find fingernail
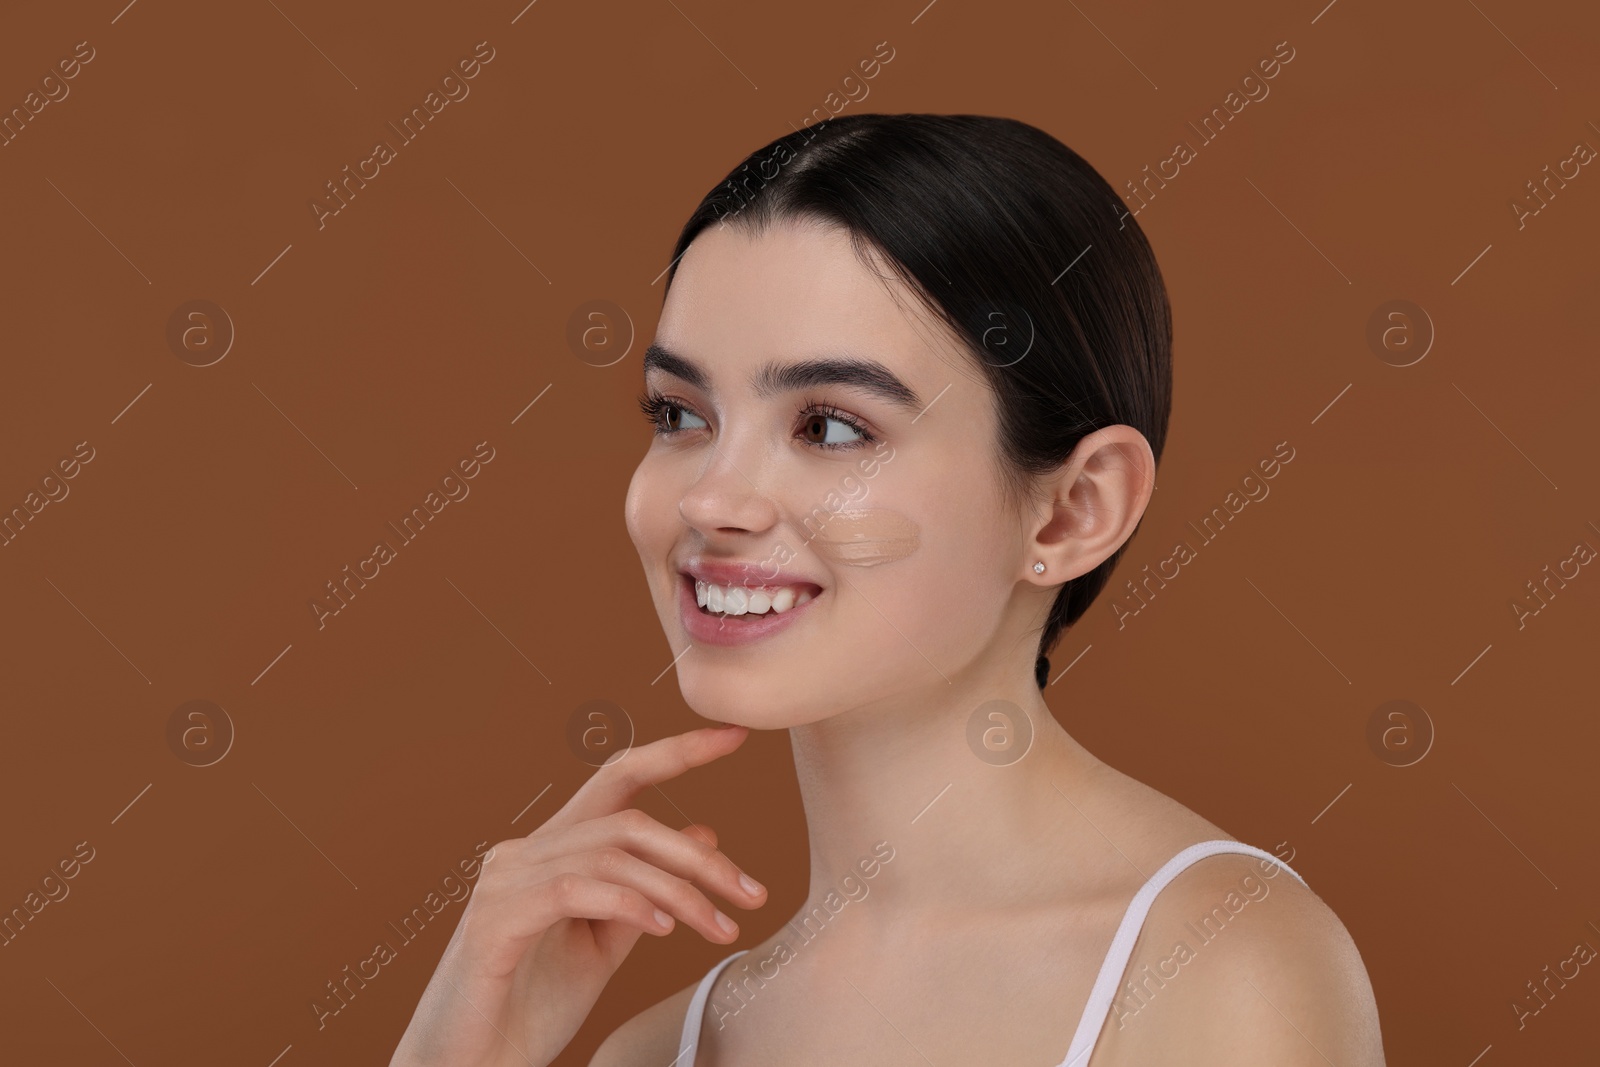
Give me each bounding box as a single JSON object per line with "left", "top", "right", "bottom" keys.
{"left": 738, "top": 872, "right": 764, "bottom": 896}
{"left": 654, "top": 908, "right": 673, "bottom": 929}
{"left": 714, "top": 910, "right": 738, "bottom": 936}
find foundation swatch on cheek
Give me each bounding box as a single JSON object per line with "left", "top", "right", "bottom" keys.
{"left": 806, "top": 509, "right": 920, "bottom": 566}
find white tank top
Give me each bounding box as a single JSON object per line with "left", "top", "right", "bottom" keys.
{"left": 674, "top": 839, "right": 1305, "bottom": 1066}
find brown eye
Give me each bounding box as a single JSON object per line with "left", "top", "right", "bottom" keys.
{"left": 797, "top": 407, "right": 868, "bottom": 448}
{"left": 640, "top": 395, "right": 707, "bottom": 434}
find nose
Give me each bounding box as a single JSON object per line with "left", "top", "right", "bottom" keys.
{"left": 677, "top": 439, "right": 782, "bottom": 538}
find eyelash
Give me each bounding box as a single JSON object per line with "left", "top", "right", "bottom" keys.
{"left": 635, "top": 390, "right": 878, "bottom": 451}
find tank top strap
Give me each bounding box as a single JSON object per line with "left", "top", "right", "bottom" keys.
{"left": 677, "top": 949, "right": 749, "bottom": 1066}
{"left": 1055, "top": 839, "right": 1306, "bottom": 1067}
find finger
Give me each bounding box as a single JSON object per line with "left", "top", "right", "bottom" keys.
{"left": 680, "top": 823, "right": 717, "bottom": 849}
{"left": 538, "top": 725, "right": 749, "bottom": 833}
{"left": 525, "top": 809, "right": 765, "bottom": 912}
{"left": 570, "top": 845, "right": 742, "bottom": 944}
{"left": 470, "top": 873, "right": 676, "bottom": 979}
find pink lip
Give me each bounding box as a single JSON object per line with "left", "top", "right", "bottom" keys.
{"left": 676, "top": 572, "right": 822, "bottom": 648}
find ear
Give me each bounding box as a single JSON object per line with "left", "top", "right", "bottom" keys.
{"left": 1025, "top": 426, "right": 1155, "bottom": 585}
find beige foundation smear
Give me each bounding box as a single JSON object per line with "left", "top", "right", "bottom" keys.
{"left": 804, "top": 508, "right": 920, "bottom": 566}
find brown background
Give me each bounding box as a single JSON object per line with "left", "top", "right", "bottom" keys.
{"left": 2, "top": 0, "right": 1597, "bottom": 1063}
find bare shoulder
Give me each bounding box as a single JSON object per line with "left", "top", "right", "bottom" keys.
{"left": 587, "top": 978, "right": 699, "bottom": 1067}
{"left": 1093, "top": 850, "right": 1385, "bottom": 1066}
{"left": 1064, "top": 761, "right": 1384, "bottom": 1064}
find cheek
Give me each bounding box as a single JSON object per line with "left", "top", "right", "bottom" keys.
{"left": 623, "top": 463, "right": 646, "bottom": 548}
{"left": 804, "top": 508, "right": 918, "bottom": 567}
{"left": 888, "top": 494, "right": 1016, "bottom": 637}
{"left": 624, "top": 455, "right": 671, "bottom": 563}
{"left": 908, "top": 525, "right": 1007, "bottom": 622}
{"left": 829, "top": 503, "right": 1006, "bottom": 641}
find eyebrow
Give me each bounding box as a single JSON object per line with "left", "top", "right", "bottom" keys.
{"left": 641, "top": 342, "right": 924, "bottom": 413}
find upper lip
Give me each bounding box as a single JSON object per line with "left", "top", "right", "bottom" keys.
{"left": 677, "top": 556, "right": 825, "bottom": 593}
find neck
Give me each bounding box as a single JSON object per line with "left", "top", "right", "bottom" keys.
{"left": 784, "top": 666, "right": 1104, "bottom": 940}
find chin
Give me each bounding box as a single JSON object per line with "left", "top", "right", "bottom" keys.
{"left": 673, "top": 664, "right": 838, "bottom": 730}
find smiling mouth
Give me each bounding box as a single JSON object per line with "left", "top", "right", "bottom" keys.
{"left": 687, "top": 575, "right": 823, "bottom": 619}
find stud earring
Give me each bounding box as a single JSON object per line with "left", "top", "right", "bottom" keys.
{"left": 1032, "top": 561, "right": 1046, "bottom": 574}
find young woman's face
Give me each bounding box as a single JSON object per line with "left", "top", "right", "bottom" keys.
{"left": 625, "top": 217, "right": 1033, "bottom": 728}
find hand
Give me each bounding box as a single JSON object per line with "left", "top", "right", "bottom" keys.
{"left": 388, "top": 724, "right": 766, "bottom": 1067}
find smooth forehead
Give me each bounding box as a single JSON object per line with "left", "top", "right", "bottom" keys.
{"left": 655, "top": 217, "right": 972, "bottom": 391}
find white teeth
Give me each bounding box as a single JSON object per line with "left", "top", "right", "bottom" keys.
{"left": 694, "top": 579, "right": 814, "bottom": 617}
